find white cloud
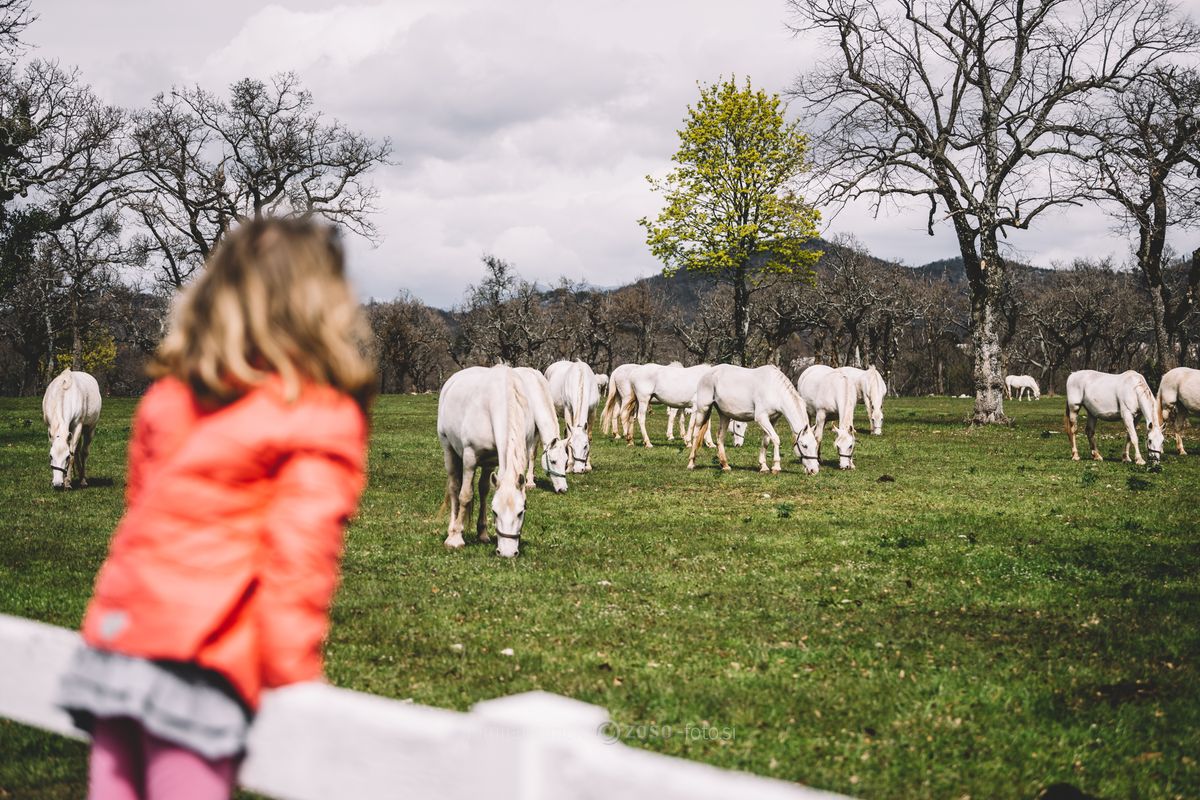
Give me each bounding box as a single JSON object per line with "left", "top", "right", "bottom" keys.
{"left": 26, "top": 0, "right": 1200, "bottom": 307}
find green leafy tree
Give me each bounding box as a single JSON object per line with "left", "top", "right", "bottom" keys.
{"left": 640, "top": 77, "right": 821, "bottom": 365}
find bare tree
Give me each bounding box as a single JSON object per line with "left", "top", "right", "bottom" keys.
{"left": 454, "top": 255, "right": 554, "bottom": 367}
{"left": 1083, "top": 67, "right": 1200, "bottom": 370}
{"left": 0, "top": 0, "right": 32, "bottom": 63}
{"left": 132, "top": 73, "right": 392, "bottom": 287}
{"left": 1, "top": 61, "right": 136, "bottom": 295}
{"left": 789, "top": 0, "right": 1199, "bottom": 422}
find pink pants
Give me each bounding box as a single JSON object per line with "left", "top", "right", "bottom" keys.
{"left": 88, "top": 716, "right": 239, "bottom": 800}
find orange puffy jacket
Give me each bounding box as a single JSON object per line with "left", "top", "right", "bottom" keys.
{"left": 81, "top": 376, "right": 368, "bottom": 709}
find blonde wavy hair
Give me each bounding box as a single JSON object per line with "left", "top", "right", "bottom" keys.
{"left": 150, "top": 217, "right": 377, "bottom": 409}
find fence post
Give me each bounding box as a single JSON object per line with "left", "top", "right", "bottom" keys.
{"left": 471, "top": 691, "right": 610, "bottom": 800}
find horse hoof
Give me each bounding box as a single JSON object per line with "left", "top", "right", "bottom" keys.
{"left": 771, "top": 467, "right": 781, "bottom": 474}
{"left": 1092, "top": 455, "right": 1103, "bottom": 461}
{"left": 722, "top": 465, "right": 732, "bottom": 472}
{"left": 644, "top": 443, "right": 654, "bottom": 449}
{"left": 1135, "top": 459, "right": 1145, "bottom": 466}
{"left": 80, "top": 479, "right": 88, "bottom": 488}
{"left": 444, "top": 536, "right": 466, "bottom": 550}
{"left": 477, "top": 532, "right": 491, "bottom": 544}
{"left": 1072, "top": 454, "right": 1080, "bottom": 461}
{"left": 759, "top": 466, "right": 770, "bottom": 473}
{"left": 687, "top": 463, "right": 695, "bottom": 470}
{"left": 524, "top": 481, "right": 536, "bottom": 489}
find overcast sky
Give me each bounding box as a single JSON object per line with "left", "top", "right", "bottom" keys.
{"left": 26, "top": 0, "right": 1200, "bottom": 308}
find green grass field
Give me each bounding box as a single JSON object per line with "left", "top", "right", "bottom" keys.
{"left": 2, "top": 394, "right": 1198, "bottom": 799}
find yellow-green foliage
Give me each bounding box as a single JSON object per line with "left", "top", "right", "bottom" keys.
{"left": 53, "top": 331, "right": 117, "bottom": 377}
{"left": 640, "top": 76, "right": 822, "bottom": 279}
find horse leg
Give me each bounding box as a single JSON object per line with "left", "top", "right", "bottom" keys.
{"left": 1085, "top": 415, "right": 1102, "bottom": 461}
{"left": 686, "top": 406, "right": 711, "bottom": 470}
{"left": 476, "top": 463, "right": 493, "bottom": 542}
{"left": 1066, "top": 403, "right": 1081, "bottom": 461}
{"left": 620, "top": 395, "right": 637, "bottom": 446}
{"left": 525, "top": 441, "right": 537, "bottom": 489}
{"left": 637, "top": 395, "right": 654, "bottom": 448}
{"left": 757, "top": 429, "right": 768, "bottom": 472}
{"left": 444, "top": 450, "right": 466, "bottom": 549}
{"left": 456, "top": 451, "right": 478, "bottom": 543}
{"left": 814, "top": 410, "right": 827, "bottom": 454}
{"left": 1172, "top": 405, "right": 1187, "bottom": 456}
{"left": 77, "top": 426, "right": 94, "bottom": 488}
{"left": 584, "top": 419, "right": 593, "bottom": 471}
{"left": 715, "top": 414, "right": 732, "bottom": 472}
{"left": 756, "top": 414, "right": 782, "bottom": 473}
{"left": 666, "top": 406, "right": 677, "bottom": 441}
{"left": 1122, "top": 411, "right": 1143, "bottom": 465}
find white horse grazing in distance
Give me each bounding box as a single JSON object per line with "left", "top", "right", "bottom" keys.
{"left": 545, "top": 359, "right": 599, "bottom": 472}
{"left": 628, "top": 362, "right": 712, "bottom": 448}
{"left": 1065, "top": 370, "right": 1164, "bottom": 465}
{"left": 797, "top": 365, "right": 858, "bottom": 470}
{"left": 42, "top": 368, "right": 101, "bottom": 490}
{"left": 601, "top": 363, "right": 638, "bottom": 439}
{"left": 833, "top": 365, "right": 886, "bottom": 435}
{"left": 513, "top": 367, "right": 570, "bottom": 493}
{"left": 1158, "top": 366, "right": 1200, "bottom": 456}
{"left": 688, "top": 364, "right": 820, "bottom": 474}
{"left": 1005, "top": 374, "right": 1041, "bottom": 400}
{"left": 437, "top": 366, "right": 533, "bottom": 557}
{"left": 595, "top": 373, "right": 609, "bottom": 394}
{"left": 729, "top": 420, "right": 748, "bottom": 446}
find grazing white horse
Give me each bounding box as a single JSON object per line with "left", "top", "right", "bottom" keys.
{"left": 797, "top": 365, "right": 858, "bottom": 470}
{"left": 513, "top": 367, "right": 570, "bottom": 493}
{"left": 601, "top": 363, "right": 638, "bottom": 439}
{"left": 437, "top": 366, "right": 533, "bottom": 557}
{"left": 833, "top": 366, "right": 886, "bottom": 435}
{"left": 545, "top": 359, "right": 599, "bottom": 472}
{"left": 1065, "top": 369, "right": 1164, "bottom": 465}
{"left": 595, "top": 373, "right": 609, "bottom": 394}
{"left": 42, "top": 369, "right": 101, "bottom": 490}
{"left": 1005, "top": 374, "right": 1041, "bottom": 400}
{"left": 688, "top": 364, "right": 820, "bottom": 474}
{"left": 627, "top": 362, "right": 713, "bottom": 448}
{"left": 1158, "top": 366, "right": 1200, "bottom": 456}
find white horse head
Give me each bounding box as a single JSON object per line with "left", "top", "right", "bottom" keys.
{"left": 833, "top": 424, "right": 856, "bottom": 470}
{"left": 490, "top": 472, "right": 527, "bottom": 558}
{"left": 1147, "top": 421, "right": 1165, "bottom": 464}
{"left": 794, "top": 425, "right": 820, "bottom": 475}
{"left": 48, "top": 430, "right": 73, "bottom": 489}
{"left": 730, "top": 420, "right": 747, "bottom": 447}
{"left": 540, "top": 437, "right": 570, "bottom": 493}
{"left": 566, "top": 425, "right": 590, "bottom": 473}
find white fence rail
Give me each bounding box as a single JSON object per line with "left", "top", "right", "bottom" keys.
{"left": 0, "top": 613, "right": 845, "bottom": 800}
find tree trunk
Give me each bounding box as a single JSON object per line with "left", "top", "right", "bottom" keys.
{"left": 70, "top": 290, "right": 83, "bottom": 371}
{"left": 732, "top": 263, "right": 749, "bottom": 366}
{"left": 966, "top": 235, "right": 1008, "bottom": 424}
{"left": 1146, "top": 284, "right": 1174, "bottom": 372}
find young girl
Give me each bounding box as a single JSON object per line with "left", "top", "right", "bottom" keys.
{"left": 57, "top": 218, "right": 376, "bottom": 800}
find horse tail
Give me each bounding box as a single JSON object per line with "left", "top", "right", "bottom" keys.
{"left": 601, "top": 381, "right": 619, "bottom": 434}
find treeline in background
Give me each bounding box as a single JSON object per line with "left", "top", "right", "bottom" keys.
{"left": 7, "top": 233, "right": 1196, "bottom": 398}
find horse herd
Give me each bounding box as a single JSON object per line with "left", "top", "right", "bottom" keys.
{"left": 436, "top": 360, "right": 883, "bottom": 556}
{"left": 33, "top": 362, "right": 1200, "bottom": 557}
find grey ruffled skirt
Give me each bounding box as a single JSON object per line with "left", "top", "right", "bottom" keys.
{"left": 56, "top": 646, "right": 252, "bottom": 760}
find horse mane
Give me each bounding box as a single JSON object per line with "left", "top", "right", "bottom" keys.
{"left": 46, "top": 370, "right": 72, "bottom": 433}
{"left": 1133, "top": 375, "right": 1160, "bottom": 426}
{"left": 767, "top": 366, "right": 810, "bottom": 425}
{"left": 503, "top": 369, "right": 530, "bottom": 479}
{"left": 572, "top": 362, "right": 588, "bottom": 425}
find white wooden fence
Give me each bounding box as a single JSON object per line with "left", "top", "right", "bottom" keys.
{"left": 0, "top": 613, "right": 846, "bottom": 800}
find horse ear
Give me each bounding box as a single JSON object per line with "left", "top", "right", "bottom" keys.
{"left": 832, "top": 425, "right": 840, "bottom": 434}
{"left": 489, "top": 471, "right": 499, "bottom": 488}
{"left": 849, "top": 425, "right": 856, "bottom": 435}
{"left": 550, "top": 436, "right": 559, "bottom": 448}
